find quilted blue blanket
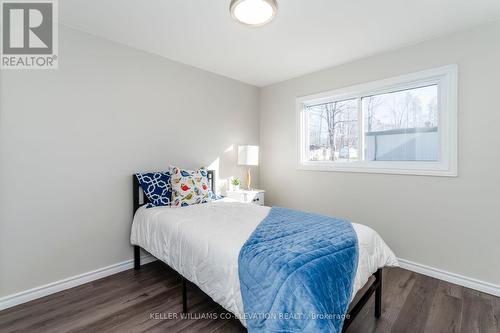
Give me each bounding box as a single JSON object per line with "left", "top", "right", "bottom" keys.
{"left": 238, "top": 207, "right": 358, "bottom": 333}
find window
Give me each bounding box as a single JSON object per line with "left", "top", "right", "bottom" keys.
{"left": 297, "top": 65, "right": 457, "bottom": 176}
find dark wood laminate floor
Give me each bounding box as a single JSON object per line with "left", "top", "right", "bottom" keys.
{"left": 0, "top": 261, "right": 498, "bottom": 333}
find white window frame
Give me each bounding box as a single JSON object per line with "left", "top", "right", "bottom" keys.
{"left": 297, "top": 65, "right": 458, "bottom": 177}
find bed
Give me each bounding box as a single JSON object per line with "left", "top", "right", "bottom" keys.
{"left": 131, "top": 171, "right": 398, "bottom": 332}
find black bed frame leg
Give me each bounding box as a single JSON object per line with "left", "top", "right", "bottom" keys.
{"left": 134, "top": 246, "right": 140, "bottom": 270}
{"left": 182, "top": 277, "right": 188, "bottom": 313}
{"left": 375, "top": 268, "right": 382, "bottom": 318}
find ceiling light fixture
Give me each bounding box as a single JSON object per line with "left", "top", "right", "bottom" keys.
{"left": 230, "top": 0, "right": 278, "bottom": 27}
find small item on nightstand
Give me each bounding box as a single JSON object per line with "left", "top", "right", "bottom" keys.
{"left": 230, "top": 177, "right": 241, "bottom": 191}
{"left": 226, "top": 189, "right": 265, "bottom": 206}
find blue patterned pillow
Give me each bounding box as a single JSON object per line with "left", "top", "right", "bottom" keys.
{"left": 135, "top": 172, "right": 172, "bottom": 207}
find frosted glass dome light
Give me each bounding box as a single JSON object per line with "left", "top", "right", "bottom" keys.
{"left": 230, "top": 0, "right": 278, "bottom": 27}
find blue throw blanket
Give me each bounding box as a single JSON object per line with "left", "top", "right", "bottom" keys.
{"left": 238, "top": 207, "right": 358, "bottom": 333}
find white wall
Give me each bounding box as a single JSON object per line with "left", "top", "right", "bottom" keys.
{"left": 0, "top": 26, "right": 259, "bottom": 297}
{"left": 259, "top": 21, "right": 500, "bottom": 286}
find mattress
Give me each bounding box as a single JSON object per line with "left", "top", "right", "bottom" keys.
{"left": 130, "top": 199, "right": 398, "bottom": 324}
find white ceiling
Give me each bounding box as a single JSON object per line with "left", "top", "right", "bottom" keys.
{"left": 61, "top": 0, "right": 500, "bottom": 87}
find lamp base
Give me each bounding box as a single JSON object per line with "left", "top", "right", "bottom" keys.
{"left": 246, "top": 168, "right": 252, "bottom": 190}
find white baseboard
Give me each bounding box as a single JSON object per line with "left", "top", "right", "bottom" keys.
{"left": 2, "top": 255, "right": 498, "bottom": 311}
{"left": 398, "top": 258, "right": 500, "bottom": 297}
{"left": 0, "top": 255, "right": 157, "bottom": 311}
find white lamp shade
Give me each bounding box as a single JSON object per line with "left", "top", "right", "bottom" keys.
{"left": 238, "top": 145, "right": 259, "bottom": 166}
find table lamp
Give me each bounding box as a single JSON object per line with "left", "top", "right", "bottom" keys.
{"left": 238, "top": 145, "right": 259, "bottom": 190}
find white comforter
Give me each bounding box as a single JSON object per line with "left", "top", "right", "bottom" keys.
{"left": 130, "top": 200, "right": 398, "bottom": 323}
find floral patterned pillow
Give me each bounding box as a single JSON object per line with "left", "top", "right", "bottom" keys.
{"left": 170, "top": 166, "right": 212, "bottom": 207}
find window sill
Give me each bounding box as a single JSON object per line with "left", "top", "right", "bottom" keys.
{"left": 297, "top": 162, "right": 457, "bottom": 177}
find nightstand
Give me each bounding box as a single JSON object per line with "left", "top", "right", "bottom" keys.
{"left": 225, "top": 189, "right": 265, "bottom": 206}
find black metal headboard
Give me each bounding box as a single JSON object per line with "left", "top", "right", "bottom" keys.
{"left": 133, "top": 170, "right": 215, "bottom": 214}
